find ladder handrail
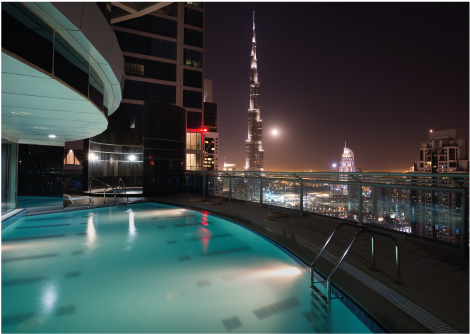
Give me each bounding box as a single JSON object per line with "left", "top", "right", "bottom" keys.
{"left": 325, "top": 229, "right": 402, "bottom": 303}
{"left": 89, "top": 178, "right": 118, "bottom": 206}
{"left": 118, "top": 178, "right": 129, "bottom": 207}
{"left": 310, "top": 222, "right": 367, "bottom": 286}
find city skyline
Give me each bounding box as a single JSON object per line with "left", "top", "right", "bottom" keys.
{"left": 205, "top": 2, "right": 469, "bottom": 171}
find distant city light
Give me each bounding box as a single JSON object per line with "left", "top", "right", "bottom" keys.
{"left": 129, "top": 155, "right": 136, "bottom": 161}
{"left": 272, "top": 129, "right": 278, "bottom": 135}
{"left": 48, "top": 135, "right": 56, "bottom": 138}
{"left": 332, "top": 163, "right": 337, "bottom": 168}
{"left": 430, "top": 129, "right": 433, "bottom": 132}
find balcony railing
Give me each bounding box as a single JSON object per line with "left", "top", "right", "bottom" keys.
{"left": 191, "top": 171, "right": 469, "bottom": 258}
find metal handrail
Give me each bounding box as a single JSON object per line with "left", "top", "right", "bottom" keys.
{"left": 89, "top": 178, "right": 118, "bottom": 206}
{"left": 325, "top": 229, "right": 402, "bottom": 303}
{"left": 309, "top": 222, "right": 402, "bottom": 304}
{"left": 118, "top": 178, "right": 129, "bottom": 207}
{"left": 310, "top": 223, "right": 367, "bottom": 286}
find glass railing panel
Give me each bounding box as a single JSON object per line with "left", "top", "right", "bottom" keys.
{"left": 264, "top": 179, "right": 300, "bottom": 210}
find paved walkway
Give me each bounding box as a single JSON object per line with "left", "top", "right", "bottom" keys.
{"left": 149, "top": 194, "right": 469, "bottom": 333}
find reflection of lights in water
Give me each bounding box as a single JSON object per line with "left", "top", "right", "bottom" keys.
{"left": 126, "top": 210, "right": 137, "bottom": 251}
{"left": 85, "top": 217, "right": 98, "bottom": 254}
{"left": 198, "top": 226, "right": 212, "bottom": 253}
{"left": 41, "top": 281, "right": 58, "bottom": 313}
{"left": 146, "top": 209, "right": 186, "bottom": 216}
{"left": 87, "top": 217, "right": 96, "bottom": 243}
{"left": 271, "top": 267, "right": 301, "bottom": 276}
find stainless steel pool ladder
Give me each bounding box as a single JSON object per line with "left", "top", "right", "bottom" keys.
{"left": 89, "top": 178, "right": 118, "bottom": 206}
{"left": 310, "top": 222, "right": 402, "bottom": 304}
{"left": 118, "top": 178, "right": 129, "bottom": 207}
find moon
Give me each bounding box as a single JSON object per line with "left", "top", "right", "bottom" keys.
{"left": 272, "top": 129, "right": 278, "bottom": 135}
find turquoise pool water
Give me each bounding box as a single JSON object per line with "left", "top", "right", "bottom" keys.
{"left": 2, "top": 202, "right": 375, "bottom": 333}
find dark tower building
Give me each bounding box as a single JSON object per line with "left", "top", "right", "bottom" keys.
{"left": 245, "top": 12, "right": 264, "bottom": 171}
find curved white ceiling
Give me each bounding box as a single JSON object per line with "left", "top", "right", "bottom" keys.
{"left": 1, "top": 53, "right": 108, "bottom": 146}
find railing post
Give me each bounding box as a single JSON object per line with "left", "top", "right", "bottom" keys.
{"left": 371, "top": 233, "right": 376, "bottom": 271}
{"left": 203, "top": 174, "right": 206, "bottom": 198}
{"left": 358, "top": 180, "right": 363, "bottom": 226}
{"left": 461, "top": 188, "right": 468, "bottom": 259}
{"left": 229, "top": 174, "right": 232, "bottom": 202}
{"left": 259, "top": 175, "right": 263, "bottom": 207}
{"left": 300, "top": 180, "right": 303, "bottom": 216}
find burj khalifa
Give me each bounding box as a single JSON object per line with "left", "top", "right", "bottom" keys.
{"left": 245, "top": 11, "right": 264, "bottom": 171}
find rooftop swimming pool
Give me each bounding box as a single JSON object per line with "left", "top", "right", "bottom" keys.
{"left": 2, "top": 202, "right": 381, "bottom": 333}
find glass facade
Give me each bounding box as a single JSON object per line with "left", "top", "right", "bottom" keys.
{"left": 88, "top": 115, "right": 144, "bottom": 188}
{"left": 184, "top": 48, "right": 203, "bottom": 68}
{"left": 187, "top": 111, "right": 203, "bottom": 129}
{"left": 184, "top": 28, "right": 203, "bottom": 48}
{"left": 2, "top": 2, "right": 108, "bottom": 115}
{"left": 115, "top": 30, "right": 177, "bottom": 60}
{"left": 184, "top": 8, "right": 203, "bottom": 28}
{"left": 114, "top": 15, "right": 177, "bottom": 38}
{"left": 204, "top": 102, "right": 217, "bottom": 132}
{"left": 183, "top": 69, "right": 203, "bottom": 88}
{"left": 17, "top": 144, "right": 64, "bottom": 209}
{"left": 2, "top": 2, "right": 53, "bottom": 73}
{"left": 183, "top": 90, "right": 202, "bottom": 108}
{"left": 125, "top": 56, "right": 176, "bottom": 82}
{"left": 123, "top": 80, "right": 176, "bottom": 104}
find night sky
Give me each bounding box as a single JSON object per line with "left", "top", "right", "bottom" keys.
{"left": 204, "top": 3, "right": 469, "bottom": 172}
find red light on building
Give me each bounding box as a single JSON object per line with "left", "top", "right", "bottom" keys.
{"left": 204, "top": 129, "right": 208, "bottom": 132}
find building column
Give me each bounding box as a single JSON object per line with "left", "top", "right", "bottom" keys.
{"left": 259, "top": 175, "right": 263, "bottom": 207}
{"left": 203, "top": 174, "right": 206, "bottom": 198}
{"left": 358, "top": 180, "right": 363, "bottom": 226}
{"left": 462, "top": 188, "right": 468, "bottom": 258}
{"left": 229, "top": 175, "right": 232, "bottom": 202}
{"left": 299, "top": 180, "right": 303, "bottom": 216}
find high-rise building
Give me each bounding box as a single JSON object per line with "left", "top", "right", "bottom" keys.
{"left": 338, "top": 142, "right": 357, "bottom": 198}
{"left": 412, "top": 129, "right": 468, "bottom": 243}
{"left": 245, "top": 12, "right": 264, "bottom": 171}
{"left": 83, "top": 2, "right": 207, "bottom": 191}
{"left": 416, "top": 129, "right": 468, "bottom": 173}
{"left": 339, "top": 142, "right": 357, "bottom": 173}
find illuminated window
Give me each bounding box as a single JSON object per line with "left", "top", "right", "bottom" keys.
{"left": 125, "top": 62, "right": 144, "bottom": 76}
{"left": 187, "top": 2, "right": 203, "bottom": 8}
{"left": 186, "top": 153, "right": 201, "bottom": 170}
{"left": 65, "top": 150, "right": 81, "bottom": 165}
{"left": 186, "top": 132, "right": 201, "bottom": 150}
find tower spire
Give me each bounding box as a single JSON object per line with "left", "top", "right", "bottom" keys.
{"left": 245, "top": 11, "right": 263, "bottom": 172}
